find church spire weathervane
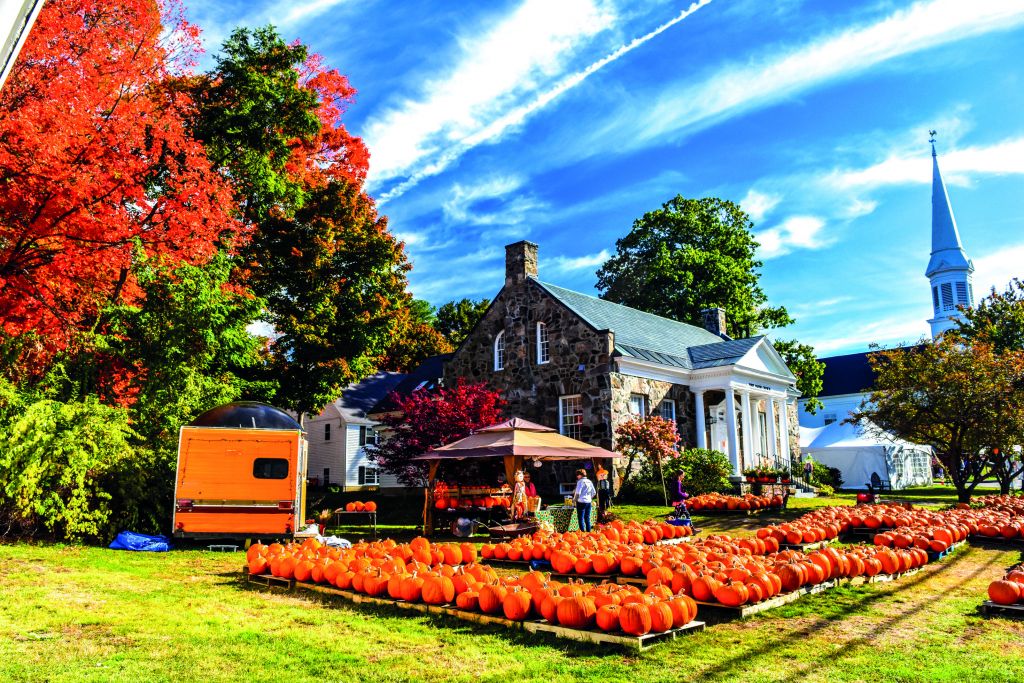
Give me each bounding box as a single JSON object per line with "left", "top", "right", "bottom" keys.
{"left": 929, "top": 129, "right": 937, "bottom": 156}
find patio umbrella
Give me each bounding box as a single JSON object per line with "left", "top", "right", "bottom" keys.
{"left": 414, "top": 417, "right": 620, "bottom": 485}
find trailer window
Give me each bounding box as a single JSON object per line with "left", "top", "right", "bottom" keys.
{"left": 253, "top": 458, "right": 289, "bottom": 479}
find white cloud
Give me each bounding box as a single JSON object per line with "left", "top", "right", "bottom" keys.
{"left": 828, "top": 137, "right": 1024, "bottom": 190}
{"left": 372, "top": 0, "right": 715, "bottom": 203}
{"left": 811, "top": 313, "right": 930, "bottom": 355}
{"left": 549, "top": 249, "right": 612, "bottom": 274}
{"left": 740, "top": 189, "right": 781, "bottom": 223}
{"left": 441, "top": 175, "right": 545, "bottom": 226}
{"left": 363, "top": 0, "right": 616, "bottom": 189}
{"left": 755, "top": 215, "right": 829, "bottom": 259}
{"left": 605, "top": 0, "right": 1024, "bottom": 154}
{"left": 973, "top": 243, "right": 1024, "bottom": 294}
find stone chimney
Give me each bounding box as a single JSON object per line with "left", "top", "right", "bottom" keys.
{"left": 701, "top": 307, "right": 727, "bottom": 338}
{"left": 505, "top": 241, "right": 539, "bottom": 286}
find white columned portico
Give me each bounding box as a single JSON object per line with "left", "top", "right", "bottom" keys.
{"left": 767, "top": 397, "right": 779, "bottom": 464}
{"left": 694, "top": 390, "right": 707, "bottom": 450}
{"left": 724, "top": 387, "right": 740, "bottom": 476}
{"left": 739, "top": 389, "right": 753, "bottom": 473}
{"left": 779, "top": 398, "right": 791, "bottom": 464}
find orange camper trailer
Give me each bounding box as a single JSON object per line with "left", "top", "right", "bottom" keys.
{"left": 173, "top": 402, "right": 308, "bottom": 539}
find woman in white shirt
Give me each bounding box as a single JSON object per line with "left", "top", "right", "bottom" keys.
{"left": 571, "top": 468, "right": 597, "bottom": 532}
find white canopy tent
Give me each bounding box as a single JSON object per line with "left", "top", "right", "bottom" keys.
{"left": 799, "top": 420, "right": 933, "bottom": 491}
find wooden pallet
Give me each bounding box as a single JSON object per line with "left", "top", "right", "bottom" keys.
{"left": 969, "top": 535, "right": 1024, "bottom": 549}
{"left": 288, "top": 579, "right": 703, "bottom": 650}
{"left": 690, "top": 579, "right": 839, "bottom": 619}
{"left": 655, "top": 533, "right": 699, "bottom": 546}
{"left": 844, "top": 567, "right": 922, "bottom": 586}
{"left": 246, "top": 573, "right": 295, "bottom": 589}
{"left": 981, "top": 600, "right": 1024, "bottom": 618}
{"left": 927, "top": 540, "right": 967, "bottom": 562}
{"left": 690, "top": 507, "right": 775, "bottom": 517}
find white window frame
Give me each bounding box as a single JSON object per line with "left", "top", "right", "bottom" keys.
{"left": 536, "top": 322, "right": 549, "bottom": 365}
{"left": 359, "top": 426, "right": 379, "bottom": 447}
{"left": 559, "top": 395, "right": 583, "bottom": 440}
{"left": 364, "top": 467, "right": 379, "bottom": 486}
{"left": 823, "top": 413, "right": 837, "bottom": 426}
{"left": 628, "top": 393, "right": 647, "bottom": 417}
{"left": 659, "top": 398, "right": 676, "bottom": 423}
{"left": 494, "top": 331, "right": 505, "bottom": 371}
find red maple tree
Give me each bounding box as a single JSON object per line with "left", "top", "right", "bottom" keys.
{"left": 369, "top": 380, "right": 506, "bottom": 486}
{"left": 0, "top": 0, "right": 240, "bottom": 361}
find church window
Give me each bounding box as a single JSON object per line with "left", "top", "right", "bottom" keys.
{"left": 494, "top": 331, "right": 505, "bottom": 371}
{"left": 956, "top": 281, "right": 968, "bottom": 305}
{"left": 823, "top": 413, "right": 837, "bottom": 426}
{"left": 536, "top": 322, "right": 549, "bottom": 364}
{"left": 940, "top": 283, "right": 954, "bottom": 311}
{"left": 932, "top": 286, "right": 939, "bottom": 312}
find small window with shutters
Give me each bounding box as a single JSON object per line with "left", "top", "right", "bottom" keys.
{"left": 358, "top": 466, "right": 379, "bottom": 486}
{"left": 955, "top": 281, "right": 968, "bottom": 305}
{"left": 324, "top": 423, "right": 331, "bottom": 441}
{"left": 941, "top": 282, "right": 954, "bottom": 311}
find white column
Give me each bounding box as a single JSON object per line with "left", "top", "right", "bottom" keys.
{"left": 694, "top": 390, "right": 707, "bottom": 450}
{"left": 724, "top": 387, "right": 740, "bottom": 476}
{"left": 779, "top": 398, "right": 791, "bottom": 464}
{"left": 767, "top": 397, "right": 779, "bottom": 466}
{"left": 739, "top": 390, "right": 753, "bottom": 473}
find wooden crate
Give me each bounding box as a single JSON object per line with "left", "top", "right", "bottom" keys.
{"left": 247, "top": 573, "right": 294, "bottom": 589}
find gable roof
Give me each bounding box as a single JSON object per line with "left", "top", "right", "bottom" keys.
{"left": 818, "top": 351, "right": 876, "bottom": 397}
{"left": 688, "top": 337, "right": 764, "bottom": 369}
{"left": 328, "top": 372, "right": 406, "bottom": 425}
{"left": 535, "top": 280, "right": 726, "bottom": 369}
{"left": 367, "top": 353, "right": 451, "bottom": 416}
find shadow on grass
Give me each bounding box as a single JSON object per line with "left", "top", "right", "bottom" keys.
{"left": 693, "top": 547, "right": 1004, "bottom": 679}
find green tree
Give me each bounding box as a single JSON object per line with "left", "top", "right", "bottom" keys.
{"left": 773, "top": 339, "right": 825, "bottom": 414}
{"left": 955, "top": 278, "right": 1024, "bottom": 353}
{"left": 434, "top": 298, "right": 491, "bottom": 346}
{"left": 596, "top": 196, "right": 791, "bottom": 338}
{"left": 193, "top": 26, "right": 410, "bottom": 420}
{"left": 596, "top": 195, "right": 825, "bottom": 411}
{"left": 851, "top": 337, "right": 1024, "bottom": 502}
{"left": 257, "top": 181, "right": 411, "bottom": 420}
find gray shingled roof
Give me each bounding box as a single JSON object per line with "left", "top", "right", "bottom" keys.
{"left": 536, "top": 280, "right": 736, "bottom": 369}
{"left": 334, "top": 372, "right": 405, "bottom": 424}
{"left": 689, "top": 337, "right": 763, "bottom": 369}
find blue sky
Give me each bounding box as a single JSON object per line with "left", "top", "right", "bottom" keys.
{"left": 189, "top": 0, "right": 1024, "bottom": 357}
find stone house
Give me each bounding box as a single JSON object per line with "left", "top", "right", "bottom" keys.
{"left": 444, "top": 241, "right": 801, "bottom": 483}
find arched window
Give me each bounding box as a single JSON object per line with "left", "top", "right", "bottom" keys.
{"left": 494, "top": 331, "right": 505, "bottom": 371}
{"left": 536, "top": 322, "right": 549, "bottom": 364}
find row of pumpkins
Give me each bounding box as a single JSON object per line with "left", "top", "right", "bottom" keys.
{"left": 434, "top": 495, "right": 512, "bottom": 510}
{"left": 686, "top": 493, "right": 784, "bottom": 511}
{"left": 246, "top": 537, "right": 696, "bottom": 635}
{"left": 341, "top": 501, "right": 378, "bottom": 512}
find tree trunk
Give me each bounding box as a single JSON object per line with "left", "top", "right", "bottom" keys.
{"left": 655, "top": 456, "right": 668, "bottom": 506}
{"left": 618, "top": 452, "right": 638, "bottom": 494}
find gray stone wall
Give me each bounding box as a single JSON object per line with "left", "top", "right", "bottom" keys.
{"left": 444, "top": 278, "right": 617, "bottom": 448}
{"left": 608, "top": 373, "right": 696, "bottom": 449}
{"left": 787, "top": 402, "right": 801, "bottom": 460}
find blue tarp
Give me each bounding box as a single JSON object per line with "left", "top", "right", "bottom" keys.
{"left": 109, "top": 531, "right": 171, "bottom": 552}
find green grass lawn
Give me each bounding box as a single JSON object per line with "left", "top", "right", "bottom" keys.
{"left": 3, "top": 504, "right": 1024, "bottom": 683}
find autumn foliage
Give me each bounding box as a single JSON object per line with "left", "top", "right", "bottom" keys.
{"left": 370, "top": 380, "right": 506, "bottom": 487}
{"left": 0, "top": 0, "right": 239, "bottom": 357}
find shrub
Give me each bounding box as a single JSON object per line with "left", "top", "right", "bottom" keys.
{"left": 0, "top": 395, "right": 140, "bottom": 541}
{"left": 678, "top": 448, "right": 733, "bottom": 495}
{"left": 811, "top": 461, "right": 844, "bottom": 489}
{"left": 817, "top": 484, "right": 835, "bottom": 497}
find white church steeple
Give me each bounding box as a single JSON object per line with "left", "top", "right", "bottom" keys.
{"left": 926, "top": 134, "right": 974, "bottom": 337}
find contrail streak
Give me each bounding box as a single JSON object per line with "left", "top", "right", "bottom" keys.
{"left": 377, "top": 0, "right": 713, "bottom": 205}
